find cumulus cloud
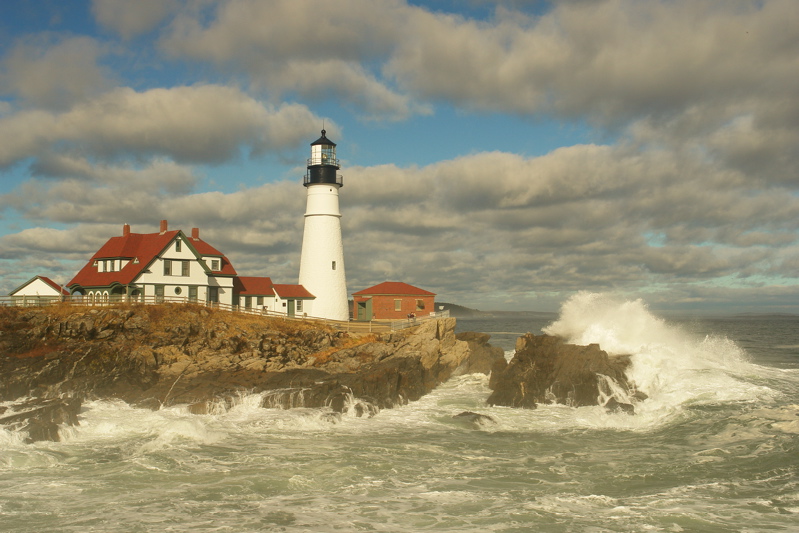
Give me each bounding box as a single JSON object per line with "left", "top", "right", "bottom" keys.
{"left": 388, "top": 1, "right": 799, "bottom": 120}
{"left": 0, "top": 85, "right": 326, "bottom": 168}
{"left": 0, "top": 35, "right": 112, "bottom": 110}
{"left": 92, "top": 0, "right": 179, "bottom": 39}
{"left": 2, "top": 0, "right": 798, "bottom": 311}
{"left": 161, "top": 0, "right": 427, "bottom": 120}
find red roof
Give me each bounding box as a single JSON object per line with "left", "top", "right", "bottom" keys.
{"left": 273, "top": 284, "right": 315, "bottom": 299}
{"left": 352, "top": 281, "right": 436, "bottom": 296}
{"left": 234, "top": 276, "right": 274, "bottom": 295}
{"left": 39, "top": 276, "right": 70, "bottom": 295}
{"left": 9, "top": 275, "right": 69, "bottom": 296}
{"left": 68, "top": 229, "right": 237, "bottom": 289}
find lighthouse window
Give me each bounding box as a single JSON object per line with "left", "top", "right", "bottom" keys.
{"left": 332, "top": 261, "right": 336, "bottom": 270}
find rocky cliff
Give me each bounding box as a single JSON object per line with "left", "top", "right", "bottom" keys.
{"left": 0, "top": 304, "right": 504, "bottom": 441}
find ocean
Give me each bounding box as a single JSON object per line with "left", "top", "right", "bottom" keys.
{"left": 2, "top": 293, "right": 798, "bottom": 532}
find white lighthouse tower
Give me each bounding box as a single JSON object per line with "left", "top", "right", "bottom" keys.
{"left": 298, "top": 130, "right": 349, "bottom": 321}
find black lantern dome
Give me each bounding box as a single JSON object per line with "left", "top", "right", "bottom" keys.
{"left": 304, "top": 129, "right": 342, "bottom": 187}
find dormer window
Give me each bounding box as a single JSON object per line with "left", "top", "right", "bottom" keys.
{"left": 211, "top": 259, "right": 220, "bottom": 271}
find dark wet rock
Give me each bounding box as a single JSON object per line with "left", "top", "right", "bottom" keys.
{"left": 453, "top": 411, "right": 497, "bottom": 426}
{"left": 455, "top": 331, "right": 506, "bottom": 375}
{"left": 604, "top": 398, "right": 636, "bottom": 415}
{"left": 0, "top": 396, "right": 81, "bottom": 443}
{"left": 487, "top": 333, "right": 634, "bottom": 409}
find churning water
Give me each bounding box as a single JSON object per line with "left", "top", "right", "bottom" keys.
{"left": 2, "top": 292, "right": 798, "bottom": 532}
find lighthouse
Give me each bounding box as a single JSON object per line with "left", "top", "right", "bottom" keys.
{"left": 298, "top": 130, "right": 349, "bottom": 321}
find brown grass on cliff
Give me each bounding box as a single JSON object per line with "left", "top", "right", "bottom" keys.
{"left": 310, "top": 334, "right": 380, "bottom": 366}
{"left": 9, "top": 343, "right": 63, "bottom": 359}
{"left": 0, "top": 303, "right": 338, "bottom": 354}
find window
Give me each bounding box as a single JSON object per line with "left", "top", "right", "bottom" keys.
{"left": 181, "top": 260, "right": 190, "bottom": 277}
{"left": 211, "top": 259, "right": 220, "bottom": 271}
{"left": 174, "top": 287, "right": 182, "bottom": 295}
{"left": 155, "top": 285, "right": 164, "bottom": 303}
{"left": 416, "top": 299, "right": 425, "bottom": 310}
{"left": 244, "top": 297, "right": 251, "bottom": 309}
{"left": 175, "top": 240, "right": 182, "bottom": 252}
{"left": 256, "top": 296, "right": 263, "bottom": 306}
{"left": 189, "top": 286, "right": 197, "bottom": 302}
{"left": 296, "top": 300, "right": 303, "bottom": 312}
{"left": 395, "top": 299, "right": 402, "bottom": 311}
{"left": 163, "top": 259, "right": 172, "bottom": 276}
{"left": 332, "top": 261, "right": 336, "bottom": 270}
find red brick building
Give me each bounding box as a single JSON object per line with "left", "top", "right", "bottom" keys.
{"left": 352, "top": 281, "right": 436, "bottom": 321}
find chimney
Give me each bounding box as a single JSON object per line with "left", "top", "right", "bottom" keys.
{"left": 123, "top": 223, "right": 130, "bottom": 237}
{"left": 159, "top": 220, "right": 168, "bottom": 234}
{"left": 191, "top": 227, "right": 200, "bottom": 240}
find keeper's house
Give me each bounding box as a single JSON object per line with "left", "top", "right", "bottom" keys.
{"left": 9, "top": 275, "right": 69, "bottom": 306}
{"left": 352, "top": 281, "right": 436, "bottom": 321}
{"left": 65, "top": 221, "right": 314, "bottom": 317}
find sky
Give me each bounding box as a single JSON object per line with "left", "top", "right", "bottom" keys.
{"left": 1, "top": 0, "right": 798, "bottom": 315}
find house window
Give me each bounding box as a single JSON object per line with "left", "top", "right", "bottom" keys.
{"left": 416, "top": 299, "right": 425, "bottom": 310}
{"left": 163, "top": 259, "right": 172, "bottom": 276}
{"left": 175, "top": 240, "right": 182, "bottom": 252}
{"left": 296, "top": 300, "right": 303, "bottom": 312}
{"left": 211, "top": 259, "right": 220, "bottom": 271}
{"left": 332, "top": 261, "right": 336, "bottom": 270}
{"left": 174, "top": 287, "right": 182, "bottom": 295}
{"left": 256, "top": 296, "right": 263, "bottom": 306}
{"left": 181, "top": 260, "right": 190, "bottom": 276}
{"left": 155, "top": 285, "right": 164, "bottom": 303}
{"left": 189, "top": 286, "right": 197, "bottom": 302}
{"left": 244, "top": 297, "right": 251, "bottom": 309}
{"left": 395, "top": 299, "right": 402, "bottom": 311}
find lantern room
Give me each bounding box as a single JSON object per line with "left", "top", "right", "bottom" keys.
{"left": 304, "top": 129, "right": 343, "bottom": 187}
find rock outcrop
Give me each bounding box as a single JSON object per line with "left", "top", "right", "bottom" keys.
{"left": 0, "top": 304, "right": 501, "bottom": 440}
{"left": 487, "top": 333, "right": 637, "bottom": 410}
{"left": 0, "top": 397, "right": 81, "bottom": 443}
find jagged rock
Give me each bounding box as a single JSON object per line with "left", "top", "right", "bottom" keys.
{"left": 487, "top": 334, "right": 633, "bottom": 409}
{"left": 455, "top": 331, "right": 506, "bottom": 375}
{"left": 0, "top": 397, "right": 81, "bottom": 443}
{"left": 452, "top": 411, "right": 497, "bottom": 427}
{"left": 604, "top": 398, "right": 635, "bottom": 415}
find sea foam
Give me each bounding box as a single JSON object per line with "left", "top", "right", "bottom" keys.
{"left": 543, "top": 292, "right": 774, "bottom": 418}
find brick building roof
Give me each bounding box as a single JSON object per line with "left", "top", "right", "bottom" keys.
{"left": 352, "top": 281, "right": 436, "bottom": 296}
